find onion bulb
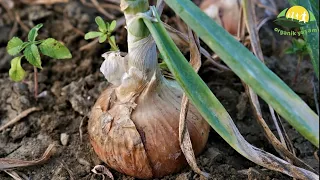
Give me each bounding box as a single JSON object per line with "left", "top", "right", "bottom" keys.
{"left": 200, "top": 0, "right": 240, "bottom": 35}
{"left": 88, "top": 0, "right": 210, "bottom": 178}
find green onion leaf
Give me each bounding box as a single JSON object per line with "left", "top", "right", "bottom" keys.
{"left": 164, "top": 0, "right": 319, "bottom": 147}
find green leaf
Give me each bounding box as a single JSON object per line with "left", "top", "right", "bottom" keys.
{"left": 85, "top": 31, "right": 103, "bottom": 40}
{"left": 24, "top": 44, "right": 42, "bottom": 68}
{"left": 105, "top": 22, "right": 110, "bottom": 31}
{"left": 7, "top": 37, "right": 24, "bottom": 56}
{"left": 163, "top": 0, "right": 319, "bottom": 147}
{"left": 99, "top": 34, "right": 107, "bottom": 43}
{"left": 285, "top": 47, "right": 296, "bottom": 54}
{"left": 28, "top": 24, "right": 43, "bottom": 42}
{"left": 109, "top": 20, "right": 117, "bottom": 31}
{"left": 39, "top": 38, "right": 72, "bottom": 59}
{"left": 95, "top": 16, "right": 107, "bottom": 33}
{"left": 288, "top": 0, "right": 319, "bottom": 79}
{"left": 9, "top": 56, "right": 26, "bottom": 82}
{"left": 143, "top": 8, "right": 319, "bottom": 179}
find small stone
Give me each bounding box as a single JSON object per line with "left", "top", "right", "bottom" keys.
{"left": 247, "top": 167, "right": 268, "bottom": 180}
{"left": 60, "top": 133, "right": 69, "bottom": 146}
{"left": 78, "top": 158, "right": 91, "bottom": 167}
{"left": 10, "top": 122, "right": 30, "bottom": 140}
{"left": 203, "top": 147, "right": 221, "bottom": 162}
{"left": 78, "top": 158, "right": 91, "bottom": 173}
{"left": 175, "top": 172, "right": 191, "bottom": 180}
{"left": 202, "top": 157, "right": 209, "bottom": 166}
{"left": 51, "top": 81, "right": 62, "bottom": 97}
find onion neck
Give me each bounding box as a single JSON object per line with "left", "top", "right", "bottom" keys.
{"left": 121, "top": 0, "right": 158, "bottom": 83}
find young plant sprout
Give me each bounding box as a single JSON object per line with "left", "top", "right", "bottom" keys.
{"left": 85, "top": 16, "right": 119, "bottom": 51}
{"left": 285, "top": 38, "right": 309, "bottom": 84}
{"left": 6, "top": 24, "right": 72, "bottom": 99}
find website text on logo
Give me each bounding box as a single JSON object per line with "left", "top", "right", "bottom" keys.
{"left": 273, "top": 5, "right": 318, "bottom": 36}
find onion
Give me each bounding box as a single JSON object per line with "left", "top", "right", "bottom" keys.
{"left": 88, "top": 1, "right": 210, "bottom": 178}
{"left": 88, "top": 70, "right": 210, "bottom": 178}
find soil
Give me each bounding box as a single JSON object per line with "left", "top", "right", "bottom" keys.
{"left": 0, "top": 0, "right": 318, "bottom": 180}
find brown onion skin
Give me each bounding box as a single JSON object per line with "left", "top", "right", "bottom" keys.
{"left": 200, "top": 0, "right": 240, "bottom": 35}
{"left": 88, "top": 81, "right": 210, "bottom": 178}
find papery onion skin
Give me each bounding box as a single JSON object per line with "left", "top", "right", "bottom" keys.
{"left": 88, "top": 75, "right": 210, "bottom": 178}
{"left": 200, "top": 0, "right": 240, "bottom": 35}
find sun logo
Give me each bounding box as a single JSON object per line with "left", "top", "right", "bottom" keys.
{"left": 285, "top": 6, "right": 309, "bottom": 23}
{"left": 274, "top": 5, "right": 316, "bottom": 28}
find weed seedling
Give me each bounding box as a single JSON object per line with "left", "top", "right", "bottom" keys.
{"left": 6, "top": 23, "right": 72, "bottom": 100}
{"left": 285, "top": 38, "right": 309, "bottom": 84}
{"left": 85, "top": 16, "right": 119, "bottom": 51}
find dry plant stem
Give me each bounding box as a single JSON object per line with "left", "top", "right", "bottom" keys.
{"left": 312, "top": 77, "right": 319, "bottom": 115}
{"left": 79, "top": 115, "right": 88, "bottom": 142}
{"left": 244, "top": 86, "right": 315, "bottom": 172}
{"left": 21, "top": 0, "right": 69, "bottom": 5}
{"left": 9, "top": 21, "right": 19, "bottom": 39}
{"left": 80, "top": 0, "right": 119, "bottom": 17}
{"left": 0, "top": 144, "right": 55, "bottom": 170}
{"left": 315, "top": 151, "right": 319, "bottom": 161}
{"left": 156, "top": 0, "right": 165, "bottom": 15}
{"left": 276, "top": 113, "right": 296, "bottom": 154}
{"left": 179, "top": 28, "right": 209, "bottom": 178}
{"left": 104, "top": 0, "right": 119, "bottom": 4}
{"left": 242, "top": 0, "right": 315, "bottom": 172}
{"left": 237, "top": 5, "right": 246, "bottom": 41}
{"left": 80, "top": 38, "right": 99, "bottom": 51}
{"left": 164, "top": 23, "right": 231, "bottom": 72}
{"left": 253, "top": 0, "right": 278, "bottom": 15}
{"left": 60, "top": 161, "right": 75, "bottom": 180}
{"left": 90, "top": 0, "right": 115, "bottom": 19}
{"left": 81, "top": 0, "right": 120, "bottom": 11}
{"left": 269, "top": 106, "right": 287, "bottom": 148}
{"left": 257, "top": 16, "right": 273, "bottom": 31}
{"left": 34, "top": 66, "right": 38, "bottom": 100}
{"left": 0, "top": 107, "right": 41, "bottom": 132}
{"left": 4, "top": 170, "right": 24, "bottom": 180}
{"left": 14, "top": 11, "right": 30, "bottom": 33}
{"left": 0, "top": 0, "right": 15, "bottom": 21}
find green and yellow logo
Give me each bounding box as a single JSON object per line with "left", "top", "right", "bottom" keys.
{"left": 274, "top": 6, "right": 317, "bottom": 28}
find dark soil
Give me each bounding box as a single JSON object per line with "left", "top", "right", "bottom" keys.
{"left": 0, "top": 0, "right": 318, "bottom": 180}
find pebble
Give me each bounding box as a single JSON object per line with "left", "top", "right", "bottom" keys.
{"left": 78, "top": 158, "right": 91, "bottom": 167}
{"left": 60, "top": 133, "right": 69, "bottom": 146}
{"left": 10, "top": 122, "right": 30, "bottom": 140}
{"left": 175, "top": 172, "right": 191, "bottom": 180}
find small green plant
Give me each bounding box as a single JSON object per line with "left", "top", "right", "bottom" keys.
{"left": 85, "top": 16, "right": 119, "bottom": 51}
{"left": 285, "top": 38, "right": 309, "bottom": 83}
{"left": 6, "top": 23, "right": 72, "bottom": 99}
